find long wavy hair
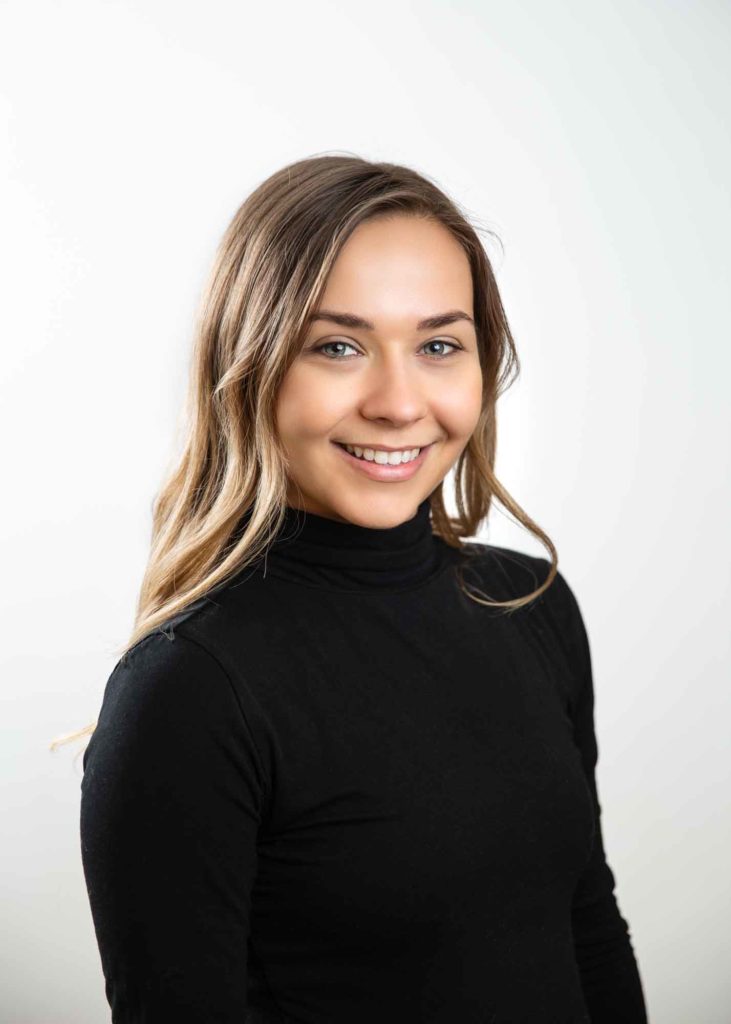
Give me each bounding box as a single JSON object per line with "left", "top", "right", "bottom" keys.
{"left": 50, "top": 152, "right": 558, "bottom": 753}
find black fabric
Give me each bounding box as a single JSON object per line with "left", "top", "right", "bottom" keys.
{"left": 80, "top": 497, "right": 648, "bottom": 1023}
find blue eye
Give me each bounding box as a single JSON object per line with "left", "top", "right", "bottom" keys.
{"left": 315, "top": 341, "right": 359, "bottom": 359}
{"left": 312, "top": 339, "right": 462, "bottom": 360}
{"left": 422, "top": 340, "right": 461, "bottom": 359}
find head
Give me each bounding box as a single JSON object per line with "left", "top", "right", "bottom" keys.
{"left": 51, "top": 153, "right": 558, "bottom": 751}
{"left": 275, "top": 211, "right": 484, "bottom": 529}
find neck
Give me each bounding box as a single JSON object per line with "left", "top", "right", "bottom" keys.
{"left": 253, "top": 497, "right": 453, "bottom": 592}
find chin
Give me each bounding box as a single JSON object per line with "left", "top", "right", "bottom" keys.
{"left": 335, "top": 495, "right": 424, "bottom": 530}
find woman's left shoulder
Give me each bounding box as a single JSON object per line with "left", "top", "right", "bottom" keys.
{"left": 458, "top": 540, "right": 586, "bottom": 637}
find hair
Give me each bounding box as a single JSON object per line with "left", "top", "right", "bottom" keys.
{"left": 50, "top": 151, "right": 558, "bottom": 754}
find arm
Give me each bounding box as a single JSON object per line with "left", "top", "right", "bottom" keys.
{"left": 80, "top": 630, "right": 268, "bottom": 1022}
{"left": 549, "top": 570, "right": 649, "bottom": 1023}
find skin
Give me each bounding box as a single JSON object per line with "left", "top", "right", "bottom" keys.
{"left": 275, "top": 213, "right": 484, "bottom": 529}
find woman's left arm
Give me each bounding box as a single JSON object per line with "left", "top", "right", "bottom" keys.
{"left": 552, "top": 570, "right": 649, "bottom": 1023}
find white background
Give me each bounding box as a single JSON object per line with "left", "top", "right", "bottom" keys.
{"left": 2, "top": 1, "right": 729, "bottom": 1020}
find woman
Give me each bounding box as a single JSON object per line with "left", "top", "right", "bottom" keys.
{"left": 75, "top": 155, "right": 648, "bottom": 1022}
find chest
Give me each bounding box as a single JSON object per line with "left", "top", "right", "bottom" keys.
{"left": 231, "top": 584, "right": 595, "bottom": 940}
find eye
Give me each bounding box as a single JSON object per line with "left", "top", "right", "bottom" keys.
{"left": 421, "top": 339, "right": 462, "bottom": 360}
{"left": 312, "top": 340, "right": 360, "bottom": 359}
{"left": 310, "top": 339, "right": 463, "bottom": 361}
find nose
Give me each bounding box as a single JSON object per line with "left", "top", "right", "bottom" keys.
{"left": 357, "top": 351, "right": 429, "bottom": 426}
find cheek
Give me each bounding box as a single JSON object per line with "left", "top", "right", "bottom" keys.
{"left": 435, "top": 370, "right": 484, "bottom": 438}
{"left": 276, "top": 366, "right": 350, "bottom": 444}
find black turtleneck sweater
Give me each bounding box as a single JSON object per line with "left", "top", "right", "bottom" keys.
{"left": 80, "top": 498, "right": 648, "bottom": 1023}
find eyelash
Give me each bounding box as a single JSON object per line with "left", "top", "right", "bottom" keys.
{"left": 311, "top": 339, "right": 463, "bottom": 361}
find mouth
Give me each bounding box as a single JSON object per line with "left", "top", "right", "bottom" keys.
{"left": 331, "top": 440, "right": 435, "bottom": 481}
{"left": 333, "top": 441, "right": 433, "bottom": 463}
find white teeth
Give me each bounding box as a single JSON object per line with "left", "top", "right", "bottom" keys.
{"left": 343, "top": 444, "right": 421, "bottom": 465}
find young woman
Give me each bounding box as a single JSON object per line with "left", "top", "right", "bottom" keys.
{"left": 75, "top": 155, "right": 648, "bottom": 1022}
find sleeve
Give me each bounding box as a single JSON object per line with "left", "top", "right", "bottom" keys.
{"left": 79, "top": 629, "right": 268, "bottom": 1023}
{"left": 548, "top": 569, "right": 649, "bottom": 1024}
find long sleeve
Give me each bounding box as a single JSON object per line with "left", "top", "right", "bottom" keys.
{"left": 549, "top": 570, "right": 648, "bottom": 1023}
{"left": 79, "top": 630, "right": 268, "bottom": 1023}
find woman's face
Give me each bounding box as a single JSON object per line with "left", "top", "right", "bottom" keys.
{"left": 275, "top": 213, "right": 484, "bottom": 528}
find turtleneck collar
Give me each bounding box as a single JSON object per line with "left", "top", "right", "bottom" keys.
{"left": 253, "top": 497, "right": 453, "bottom": 592}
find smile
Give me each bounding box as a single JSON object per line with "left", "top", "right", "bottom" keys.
{"left": 339, "top": 444, "right": 422, "bottom": 465}
{"left": 331, "top": 441, "right": 434, "bottom": 481}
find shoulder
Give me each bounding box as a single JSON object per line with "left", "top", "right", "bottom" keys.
{"left": 86, "top": 631, "right": 238, "bottom": 760}
{"left": 134, "top": 561, "right": 281, "bottom": 658}
{"left": 461, "top": 541, "right": 551, "bottom": 591}
{"left": 457, "top": 540, "right": 562, "bottom": 606}
{"left": 459, "top": 540, "right": 589, "bottom": 662}
{"left": 83, "top": 627, "right": 271, "bottom": 811}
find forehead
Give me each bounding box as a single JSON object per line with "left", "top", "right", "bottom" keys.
{"left": 318, "top": 215, "right": 473, "bottom": 320}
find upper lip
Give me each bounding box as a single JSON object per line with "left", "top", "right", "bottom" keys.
{"left": 334, "top": 441, "right": 433, "bottom": 451}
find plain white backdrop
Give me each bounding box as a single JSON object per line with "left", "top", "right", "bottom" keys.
{"left": 2, "top": 1, "right": 729, "bottom": 1020}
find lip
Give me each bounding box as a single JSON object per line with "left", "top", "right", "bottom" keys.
{"left": 334, "top": 442, "right": 430, "bottom": 452}
{"left": 331, "top": 441, "right": 434, "bottom": 481}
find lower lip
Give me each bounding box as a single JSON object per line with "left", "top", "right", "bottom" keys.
{"left": 331, "top": 441, "right": 434, "bottom": 481}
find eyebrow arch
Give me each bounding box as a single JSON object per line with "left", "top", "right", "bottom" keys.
{"left": 307, "top": 309, "right": 475, "bottom": 331}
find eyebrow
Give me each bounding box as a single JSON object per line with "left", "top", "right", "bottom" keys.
{"left": 307, "top": 309, "right": 475, "bottom": 331}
